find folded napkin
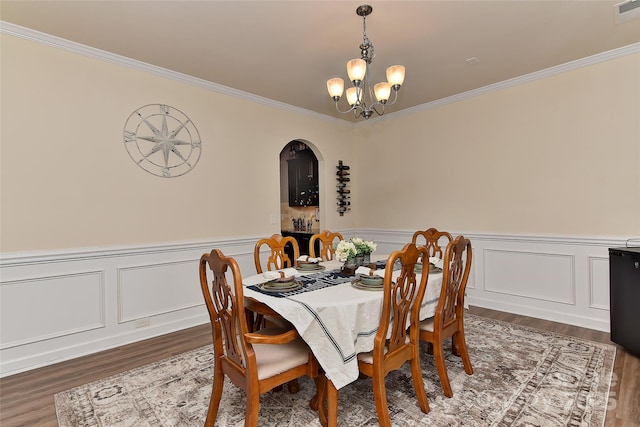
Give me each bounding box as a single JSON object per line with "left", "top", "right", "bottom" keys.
{"left": 262, "top": 268, "right": 298, "bottom": 280}
{"left": 428, "top": 257, "right": 445, "bottom": 269}
{"left": 355, "top": 266, "right": 384, "bottom": 278}
{"left": 297, "top": 255, "right": 322, "bottom": 263}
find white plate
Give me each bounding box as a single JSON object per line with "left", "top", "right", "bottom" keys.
{"left": 351, "top": 279, "right": 384, "bottom": 291}
{"left": 358, "top": 274, "right": 383, "bottom": 286}
{"left": 296, "top": 264, "right": 325, "bottom": 272}
{"left": 259, "top": 281, "right": 303, "bottom": 293}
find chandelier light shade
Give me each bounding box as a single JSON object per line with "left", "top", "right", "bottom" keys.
{"left": 346, "top": 59, "right": 367, "bottom": 83}
{"left": 386, "top": 65, "right": 406, "bottom": 88}
{"left": 327, "top": 78, "right": 345, "bottom": 99}
{"left": 326, "top": 4, "right": 405, "bottom": 120}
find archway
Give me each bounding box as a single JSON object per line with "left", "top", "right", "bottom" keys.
{"left": 279, "top": 140, "right": 321, "bottom": 256}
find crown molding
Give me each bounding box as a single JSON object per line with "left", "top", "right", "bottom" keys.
{"left": 2, "top": 21, "right": 638, "bottom": 127}
{"left": 388, "top": 42, "right": 640, "bottom": 121}
{"left": 0, "top": 21, "right": 348, "bottom": 126}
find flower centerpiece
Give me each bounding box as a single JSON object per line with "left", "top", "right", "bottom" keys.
{"left": 335, "top": 240, "right": 357, "bottom": 265}
{"left": 350, "top": 237, "right": 377, "bottom": 265}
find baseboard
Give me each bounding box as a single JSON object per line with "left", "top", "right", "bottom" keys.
{"left": 468, "top": 296, "right": 610, "bottom": 332}
{"left": 0, "top": 314, "right": 209, "bottom": 377}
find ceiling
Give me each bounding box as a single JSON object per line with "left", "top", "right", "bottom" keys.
{"left": 2, "top": 1, "right": 640, "bottom": 123}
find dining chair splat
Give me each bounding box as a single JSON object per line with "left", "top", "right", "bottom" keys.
{"left": 411, "top": 228, "right": 453, "bottom": 260}
{"left": 418, "top": 235, "right": 473, "bottom": 398}
{"left": 254, "top": 234, "right": 299, "bottom": 274}
{"left": 309, "top": 230, "right": 344, "bottom": 261}
{"left": 199, "top": 248, "right": 321, "bottom": 427}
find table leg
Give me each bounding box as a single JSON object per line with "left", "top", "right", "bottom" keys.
{"left": 327, "top": 379, "right": 338, "bottom": 427}
{"left": 244, "top": 307, "right": 257, "bottom": 332}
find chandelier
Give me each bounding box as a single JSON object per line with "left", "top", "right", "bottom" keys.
{"left": 326, "top": 4, "right": 405, "bottom": 120}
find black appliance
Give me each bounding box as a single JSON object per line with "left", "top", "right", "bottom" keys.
{"left": 609, "top": 246, "right": 640, "bottom": 355}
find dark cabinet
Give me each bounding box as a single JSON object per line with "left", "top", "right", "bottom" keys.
{"left": 282, "top": 231, "right": 320, "bottom": 259}
{"left": 288, "top": 149, "right": 319, "bottom": 207}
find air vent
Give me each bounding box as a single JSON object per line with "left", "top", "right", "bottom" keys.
{"left": 614, "top": 0, "right": 640, "bottom": 23}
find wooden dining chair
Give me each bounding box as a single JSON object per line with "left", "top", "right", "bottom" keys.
{"left": 309, "top": 230, "right": 344, "bottom": 261}
{"left": 199, "top": 248, "right": 321, "bottom": 427}
{"left": 418, "top": 235, "right": 473, "bottom": 398}
{"left": 249, "top": 234, "right": 300, "bottom": 333}
{"left": 320, "top": 243, "right": 430, "bottom": 427}
{"left": 411, "top": 227, "right": 453, "bottom": 259}
{"left": 253, "top": 234, "right": 300, "bottom": 274}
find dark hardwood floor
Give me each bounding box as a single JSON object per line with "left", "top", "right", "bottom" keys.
{"left": 1, "top": 307, "right": 638, "bottom": 426}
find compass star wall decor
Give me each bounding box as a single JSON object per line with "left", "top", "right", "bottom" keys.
{"left": 123, "top": 104, "right": 201, "bottom": 177}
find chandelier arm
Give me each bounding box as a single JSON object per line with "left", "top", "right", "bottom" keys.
{"left": 382, "top": 89, "right": 400, "bottom": 107}
{"left": 333, "top": 101, "right": 358, "bottom": 115}
{"left": 370, "top": 104, "right": 385, "bottom": 117}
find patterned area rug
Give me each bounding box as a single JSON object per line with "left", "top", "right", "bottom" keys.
{"left": 55, "top": 315, "right": 615, "bottom": 426}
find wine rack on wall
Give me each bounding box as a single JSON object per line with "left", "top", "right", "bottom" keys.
{"left": 336, "top": 160, "right": 351, "bottom": 216}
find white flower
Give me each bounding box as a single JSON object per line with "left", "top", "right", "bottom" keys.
{"left": 364, "top": 240, "right": 377, "bottom": 253}
{"left": 350, "top": 237, "right": 377, "bottom": 255}
{"left": 335, "top": 240, "right": 357, "bottom": 262}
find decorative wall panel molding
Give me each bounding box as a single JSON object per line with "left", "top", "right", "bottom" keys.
{"left": 0, "top": 270, "right": 104, "bottom": 349}
{"left": 588, "top": 256, "right": 610, "bottom": 310}
{"left": 118, "top": 259, "right": 202, "bottom": 323}
{"left": 483, "top": 249, "right": 575, "bottom": 305}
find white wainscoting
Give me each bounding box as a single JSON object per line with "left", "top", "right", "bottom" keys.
{"left": 0, "top": 238, "right": 258, "bottom": 377}
{"left": 0, "top": 231, "right": 627, "bottom": 376}
{"left": 360, "top": 230, "right": 626, "bottom": 334}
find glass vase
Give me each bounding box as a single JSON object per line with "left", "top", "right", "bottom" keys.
{"left": 342, "top": 258, "right": 357, "bottom": 275}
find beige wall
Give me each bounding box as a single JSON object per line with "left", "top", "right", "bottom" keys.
{"left": 354, "top": 53, "right": 640, "bottom": 236}
{"left": 0, "top": 34, "right": 356, "bottom": 252}
{"left": 1, "top": 34, "right": 639, "bottom": 254}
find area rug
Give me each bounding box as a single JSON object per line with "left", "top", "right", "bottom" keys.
{"left": 55, "top": 314, "right": 615, "bottom": 426}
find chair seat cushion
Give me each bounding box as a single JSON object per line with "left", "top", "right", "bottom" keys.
{"left": 357, "top": 349, "right": 380, "bottom": 365}
{"left": 419, "top": 317, "right": 435, "bottom": 332}
{"left": 252, "top": 327, "right": 310, "bottom": 380}
{"left": 357, "top": 336, "right": 410, "bottom": 365}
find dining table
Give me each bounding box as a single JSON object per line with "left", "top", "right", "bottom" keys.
{"left": 242, "top": 255, "right": 444, "bottom": 391}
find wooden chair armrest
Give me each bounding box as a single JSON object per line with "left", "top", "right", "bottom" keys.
{"left": 244, "top": 328, "right": 299, "bottom": 345}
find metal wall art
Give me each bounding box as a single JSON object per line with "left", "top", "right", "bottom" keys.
{"left": 123, "top": 104, "right": 201, "bottom": 177}
{"left": 336, "top": 160, "right": 351, "bottom": 216}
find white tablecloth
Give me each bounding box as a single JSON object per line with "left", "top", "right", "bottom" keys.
{"left": 242, "top": 258, "right": 443, "bottom": 390}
